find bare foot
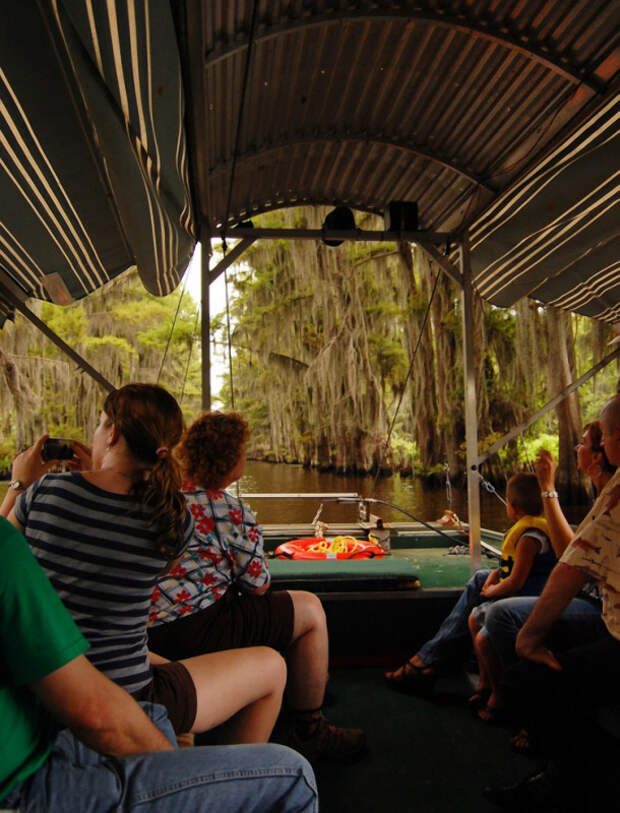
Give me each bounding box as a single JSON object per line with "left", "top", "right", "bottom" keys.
{"left": 476, "top": 692, "right": 505, "bottom": 723}
{"left": 510, "top": 729, "right": 532, "bottom": 753}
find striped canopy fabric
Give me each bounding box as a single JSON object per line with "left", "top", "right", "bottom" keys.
{"left": 0, "top": 0, "right": 617, "bottom": 328}
{"left": 0, "top": 0, "right": 194, "bottom": 324}
{"left": 470, "top": 96, "right": 619, "bottom": 323}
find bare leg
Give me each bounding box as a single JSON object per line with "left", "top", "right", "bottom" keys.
{"left": 475, "top": 631, "right": 504, "bottom": 714}
{"left": 286, "top": 591, "right": 328, "bottom": 709}
{"left": 469, "top": 615, "right": 489, "bottom": 692}
{"left": 180, "top": 646, "right": 286, "bottom": 742}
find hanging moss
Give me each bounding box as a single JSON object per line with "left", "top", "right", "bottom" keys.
{"left": 0, "top": 268, "right": 203, "bottom": 450}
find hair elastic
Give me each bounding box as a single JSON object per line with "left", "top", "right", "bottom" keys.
{"left": 156, "top": 446, "right": 169, "bottom": 458}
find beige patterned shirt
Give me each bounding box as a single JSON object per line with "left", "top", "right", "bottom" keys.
{"left": 561, "top": 469, "right": 620, "bottom": 640}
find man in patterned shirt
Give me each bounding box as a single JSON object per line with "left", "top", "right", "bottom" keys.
{"left": 484, "top": 394, "right": 620, "bottom": 811}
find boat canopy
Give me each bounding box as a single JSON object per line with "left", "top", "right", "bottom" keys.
{"left": 0, "top": 0, "right": 194, "bottom": 324}
{"left": 0, "top": 0, "right": 618, "bottom": 323}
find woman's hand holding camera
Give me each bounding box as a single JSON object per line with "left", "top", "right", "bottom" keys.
{"left": 11, "top": 435, "right": 55, "bottom": 490}
{"left": 65, "top": 440, "right": 92, "bottom": 472}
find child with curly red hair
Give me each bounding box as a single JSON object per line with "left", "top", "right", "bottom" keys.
{"left": 148, "top": 411, "right": 367, "bottom": 763}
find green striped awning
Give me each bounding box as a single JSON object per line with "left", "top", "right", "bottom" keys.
{"left": 470, "top": 96, "right": 619, "bottom": 323}
{"left": 0, "top": 0, "right": 195, "bottom": 323}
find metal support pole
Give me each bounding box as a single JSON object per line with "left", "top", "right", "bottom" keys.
{"left": 459, "top": 237, "right": 481, "bottom": 571}
{"left": 209, "top": 238, "right": 255, "bottom": 284}
{"left": 477, "top": 346, "right": 620, "bottom": 465}
{"left": 0, "top": 280, "right": 114, "bottom": 392}
{"left": 211, "top": 227, "right": 450, "bottom": 243}
{"left": 201, "top": 239, "right": 211, "bottom": 410}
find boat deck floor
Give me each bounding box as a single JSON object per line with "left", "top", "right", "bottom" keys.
{"left": 274, "top": 666, "right": 535, "bottom": 813}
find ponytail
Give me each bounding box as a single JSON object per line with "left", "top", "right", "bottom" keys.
{"left": 104, "top": 384, "right": 187, "bottom": 558}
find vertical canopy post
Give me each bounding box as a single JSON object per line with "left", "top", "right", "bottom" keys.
{"left": 459, "top": 237, "right": 482, "bottom": 571}
{"left": 201, "top": 239, "right": 211, "bottom": 410}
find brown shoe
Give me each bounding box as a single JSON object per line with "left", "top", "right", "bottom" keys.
{"left": 288, "top": 713, "right": 367, "bottom": 763}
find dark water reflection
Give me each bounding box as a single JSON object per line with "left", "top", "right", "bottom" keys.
{"left": 0, "top": 462, "right": 590, "bottom": 533}
{"left": 237, "top": 461, "right": 591, "bottom": 532}
{"left": 238, "top": 461, "right": 511, "bottom": 531}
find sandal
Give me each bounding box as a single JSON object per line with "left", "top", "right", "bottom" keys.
{"left": 384, "top": 659, "right": 436, "bottom": 696}
{"left": 467, "top": 688, "right": 491, "bottom": 710}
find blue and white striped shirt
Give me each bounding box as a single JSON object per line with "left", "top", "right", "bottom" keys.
{"left": 15, "top": 472, "right": 193, "bottom": 695}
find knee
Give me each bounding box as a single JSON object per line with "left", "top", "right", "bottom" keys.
{"left": 292, "top": 591, "right": 326, "bottom": 632}
{"left": 476, "top": 630, "right": 491, "bottom": 657}
{"left": 257, "top": 646, "right": 288, "bottom": 691}
{"left": 264, "top": 744, "right": 318, "bottom": 797}
{"left": 470, "top": 570, "right": 490, "bottom": 590}
{"left": 484, "top": 601, "right": 518, "bottom": 643}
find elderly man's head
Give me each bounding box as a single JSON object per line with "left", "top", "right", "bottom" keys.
{"left": 600, "top": 394, "right": 620, "bottom": 467}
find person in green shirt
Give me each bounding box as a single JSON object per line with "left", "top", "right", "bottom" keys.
{"left": 0, "top": 516, "right": 317, "bottom": 812}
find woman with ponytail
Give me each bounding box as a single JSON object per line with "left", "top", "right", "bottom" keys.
{"left": 2, "top": 384, "right": 286, "bottom": 744}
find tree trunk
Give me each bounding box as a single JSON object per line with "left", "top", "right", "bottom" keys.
{"left": 546, "top": 308, "right": 586, "bottom": 501}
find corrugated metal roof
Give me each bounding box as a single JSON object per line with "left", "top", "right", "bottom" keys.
{"left": 0, "top": 1, "right": 617, "bottom": 324}
{"left": 184, "top": 0, "right": 618, "bottom": 237}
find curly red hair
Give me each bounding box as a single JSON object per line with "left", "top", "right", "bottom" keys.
{"left": 177, "top": 411, "right": 250, "bottom": 489}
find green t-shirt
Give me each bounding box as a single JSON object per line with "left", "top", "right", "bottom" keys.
{"left": 0, "top": 517, "right": 89, "bottom": 801}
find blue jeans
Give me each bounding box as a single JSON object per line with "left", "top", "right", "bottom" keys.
{"left": 416, "top": 569, "right": 491, "bottom": 668}
{"left": 482, "top": 594, "right": 604, "bottom": 669}
{"left": 2, "top": 704, "right": 317, "bottom": 812}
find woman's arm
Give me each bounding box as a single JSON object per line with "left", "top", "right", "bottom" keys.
{"left": 0, "top": 435, "right": 54, "bottom": 519}
{"left": 534, "top": 450, "right": 574, "bottom": 557}
{"left": 516, "top": 563, "right": 588, "bottom": 669}
{"left": 148, "top": 650, "right": 171, "bottom": 665}
{"left": 481, "top": 535, "right": 539, "bottom": 599}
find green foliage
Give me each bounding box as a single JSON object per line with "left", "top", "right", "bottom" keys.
{"left": 85, "top": 335, "right": 137, "bottom": 357}
{"left": 521, "top": 432, "right": 559, "bottom": 461}
{"left": 0, "top": 268, "right": 203, "bottom": 447}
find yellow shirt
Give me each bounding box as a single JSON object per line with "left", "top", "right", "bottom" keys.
{"left": 561, "top": 469, "right": 620, "bottom": 640}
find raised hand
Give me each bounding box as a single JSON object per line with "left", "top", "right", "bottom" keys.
{"left": 534, "top": 449, "right": 557, "bottom": 493}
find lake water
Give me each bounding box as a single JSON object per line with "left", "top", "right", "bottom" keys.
{"left": 236, "top": 461, "right": 512, "bottom": 531}
{"left": 1, "top": 460, "right": 590, "bottom": 533}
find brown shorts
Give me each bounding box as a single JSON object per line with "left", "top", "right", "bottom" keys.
{"left": 147, "top": 589, "right": 295, "bottom": 662}
{"left": 137, "top": 661, "right": 197, "bottom": 735}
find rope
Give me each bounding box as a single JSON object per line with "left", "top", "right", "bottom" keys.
{"left": 518, "top": 433, "right": 534, "bottom": 472}
{"left": 371, "top": 266, "right": 441, "bottom": 494}
{"left": 224, "top": 267, "right": 235, "bottom": 410}
{"left": 179, "top": 306, "right": 200, "bottom": 404}
{"left": 476, "top": 472, "right": 507, "bottom": 506}
{"left": 221, "top": 0, "right": 259, "bottom": 244}
{"left": 361, "top": 497, "right": 466, "bottom": 545}
{"left": 157, "top": 272, "right": 188, "bottom": 384}
{"left": 444, "top": 462, "right": 453, "bottom": 510}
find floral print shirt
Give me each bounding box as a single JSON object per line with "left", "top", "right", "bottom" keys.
{"left": 149, "top": 481, "right": 270, "bottom": 625}
{"left": 561, "top": 469, "right": 620, "bottom": 641}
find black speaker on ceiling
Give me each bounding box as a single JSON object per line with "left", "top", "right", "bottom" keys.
{"left": 322, "top": 206, "right": 355, "bottom": 247}
{"left": 384, "top": 201, "right": 418, "bottom": 232}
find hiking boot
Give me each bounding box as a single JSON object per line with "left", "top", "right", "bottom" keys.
{"left": 288, "top": 713, "right": 367, "bottom": 763}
